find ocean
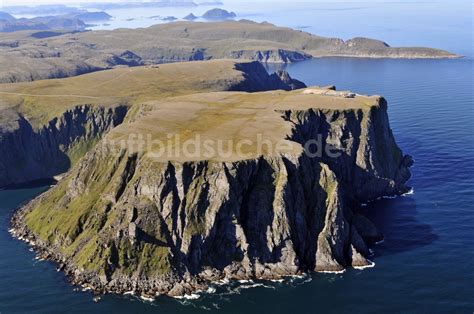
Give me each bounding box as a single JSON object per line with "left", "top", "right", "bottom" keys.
{"left": 1, "top": 1, "right": 473, "bottom": 313}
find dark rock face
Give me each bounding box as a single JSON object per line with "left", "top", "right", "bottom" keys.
{"left": 229, "top": 49, "right": 312, "bottom": 63}
{"left": 271, "top": 70, "right": 307, "bottom": 90}
{"left": 104, "top": 50, "right": 143, "bottom": 66}
{"left": 0, "top": 105, "right": 128, "bottom": 188}
{"left": 282, "top": 98, "right": 412, "bottom": 200}
{"left": 232, "top": 61, "right": 307, "bottom": 92}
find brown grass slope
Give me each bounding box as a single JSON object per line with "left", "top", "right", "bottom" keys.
{"left": 0, "top": 60, "right": 257, "bottom": 128}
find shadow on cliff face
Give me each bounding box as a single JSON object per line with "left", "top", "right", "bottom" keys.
{"left": 199, "top": 159, "right": 278, "bottom": 273}
{"left": 362, "top": 197, "right": 438, "bottom": 257}
{"left": 0, "top": 105, "right": 129, "bottom": 188}
{"left": 0, "top": 114, "right": 71, "bottom": 188}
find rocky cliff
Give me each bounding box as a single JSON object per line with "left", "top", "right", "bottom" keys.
{"left": 11, "top": 87, "right": 412, "bottom": 298}
{"left": 0, "top": 105, "right": 128, "bottom": 187}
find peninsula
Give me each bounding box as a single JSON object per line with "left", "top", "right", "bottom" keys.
{"left": 6, "top": 60, "right": 413, "bottom": 298}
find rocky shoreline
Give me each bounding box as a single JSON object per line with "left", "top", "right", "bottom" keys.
{"left": 9, "top": 213, "right": 309, "bottom": 299}
{"left": 10, "top": 200, "right": 389, "bottom": 299}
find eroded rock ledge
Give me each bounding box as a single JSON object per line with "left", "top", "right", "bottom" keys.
{"left": 11, "top": 85, "right": 412, "bottom": 298}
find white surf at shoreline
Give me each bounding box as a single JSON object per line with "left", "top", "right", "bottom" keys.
{"left": 353, "top": 260, "right": 375, "bottom": 270}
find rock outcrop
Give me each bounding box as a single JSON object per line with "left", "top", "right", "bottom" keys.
{"left": 231, "top": 61, "right": 306, "bottom": 92}
{"left": 229, "top": 49, "right": 312, "bottom": 64}
{"left": 11, "top": 82, "right": 412, "bottom": 298}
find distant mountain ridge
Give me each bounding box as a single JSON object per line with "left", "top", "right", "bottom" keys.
{"left": 0, "top": 15, "right": 87, "bottom": 33}
{"left": 0, "top": 11, "right": 15, "bottom": 22}
{"left": 0, "top": 20, "right": 460, "bottom": 83}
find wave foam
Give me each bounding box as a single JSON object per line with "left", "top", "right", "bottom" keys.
{"left": 353, "top": 260, "right": 375, "bottom": 270}
{"left": 215, "top": 278, "right": 230, "bottom": 285}
{"left": 174, "top": 293, "right": 201, "bottom": 300}
{"left": 140, "top": 295, "right": 155, "bottom": 302}
{"left": 317, "top": 269, "right": 346, "bottom": 274}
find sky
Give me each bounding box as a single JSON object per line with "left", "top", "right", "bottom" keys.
{"left": 1, "top": 0, "right": 119, "bottom": 6}
{"left": 2, "top": 0, "right": 209, "bottom": 6}
{"left": 1, "top": 0, "right": 362, "bottom": 8}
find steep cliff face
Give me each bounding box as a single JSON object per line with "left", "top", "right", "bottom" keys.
{"left": 11, "top": 90, "right": 412, "bottom": 297}
{"left": 282, "top": 99, "right": 413, "bottom": 201}
{"left": 0, "top": 105, "right": 128, "bottom": 187}
{"left": 231, "top": 62, "right": 306, "bottom": 92}
{"left": 228, "top": 49, "right": 312, "bottom": 63}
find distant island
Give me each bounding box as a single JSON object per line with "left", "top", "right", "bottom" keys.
{"left": 183, "top": 13, "right": 198, "bottom": 20}
{"left": 202, "top": 8, "right": 237, "bottom": 20}
{"left": 162, "top": 16, "right": 178, "bottom": 21}
{"left": 0, "top": 20, "right": 459, "bottom": 83}
{"left": 0, "top": 9, "right": 112, "bottom": 32}
{"left": 0, "top": 14, "right": 87, "bottom": 33}
{"left": 71, "top": 12, "right": 112, "bottom": 22}
{"left": 182, "top": 9, "right": 236, "bottom": 21}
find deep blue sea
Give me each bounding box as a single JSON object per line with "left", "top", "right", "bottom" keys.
{"left": 1, "top": 1, "right": 473, "bottom": 313}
